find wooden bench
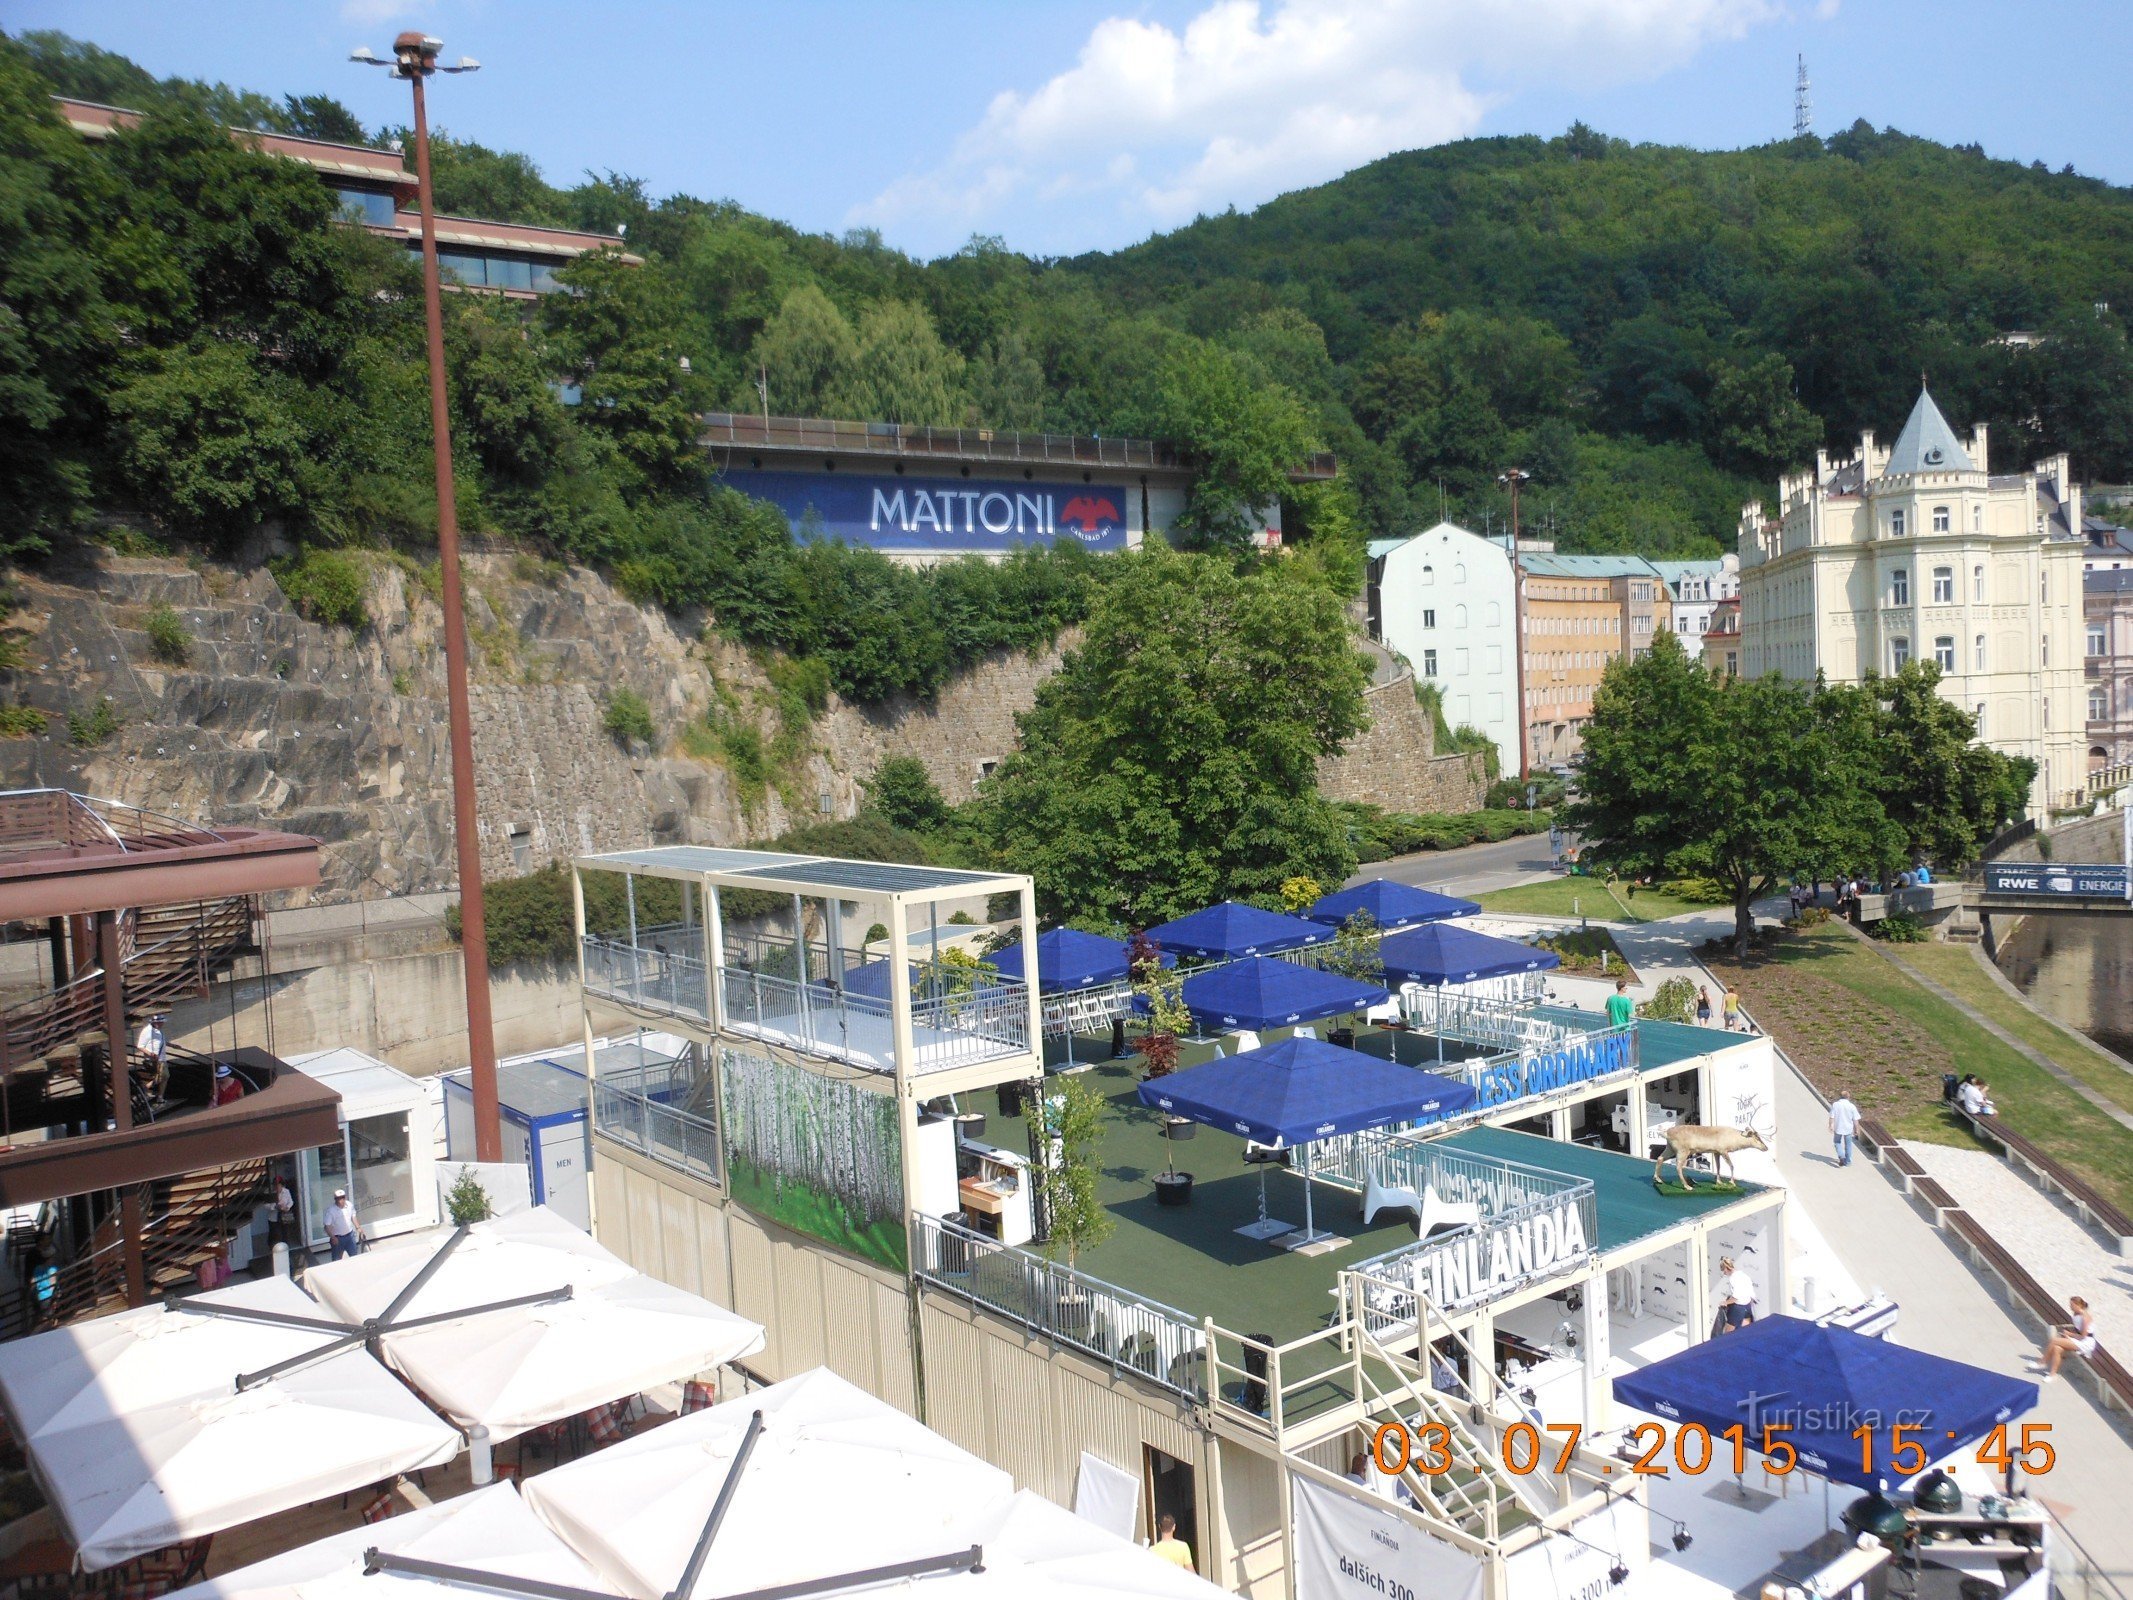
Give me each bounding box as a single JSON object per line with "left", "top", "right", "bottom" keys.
{"left": 1945, "top": 1211, "right": 2065, "bottom": 1329}
{"left": 1882, "top": 1145, "right": 1926, "bottom": 1193}
{"left": 1854, "top": 1118, "right": 1896, "bottom": 1163}
{"left": 1908, "top": 1176, "right": 1961, "bottom": 1227}
{"left": 1968, "top": 1113, "right": 2133, "bottom": 1257}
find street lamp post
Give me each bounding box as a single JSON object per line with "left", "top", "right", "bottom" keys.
{"left": 354, "top": 34, "right": 502, "bottom": 1161}
{"left": 1499, "top": 467, "right": 1534, "bottom": 783}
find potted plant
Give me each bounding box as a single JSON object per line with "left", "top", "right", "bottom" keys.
{"left": 1131, "top": 932, "right": 1197, "bottom": 1203}
{"left": 1038, "top": 1075, "right": 1115, "bottom": 1331}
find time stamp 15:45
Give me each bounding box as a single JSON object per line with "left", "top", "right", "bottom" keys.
{"left": 1369, "top": 1421, "right": 2058, "bottom": 1479}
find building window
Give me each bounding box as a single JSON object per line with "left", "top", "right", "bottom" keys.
{"left": 2091, "top": 687, "right": 2109, "bottom": 721}
{"left": 2042, "top": 697, "right": 2049, "bottom": 729}
{"left": 1934, "top": 636, "right": 1955, "bottom": 672}
{"left": 1453, "top": 564, "right": 1467, "bottom": 582}
{"left": 1975, "top": 634, "right": 1986, "bottom": 671}
{"left": 2041, "top": 570, "right": 2049, "bottom": 604}
{"left": 2041, "top": 633, "right": 2050, "bottom": 667}
{"left": 1454, "top": 604, "right": 1469, "bottom": 627}
{"left": 334, "top": 187, "right": 399, "bottom": 227}
{"left": 1724, "top": 651, "right": 1738, "bottom": 677}
{"left": 1891, "top": 569, "right": 1910, "bottom": 606}
{"left": 1973, "top": 564, "right": 1985, "bottom": 602}
{"left": 1975, "top": 703, "right": 1986, "bottom": 734}
{"left": 1421, "top": 565, "right": 1435, "bottom": 585}
{"left": 1422, "top": 649, "right": 1437, "bottom": 677}
{"left": 1973, "top": 504, "right": 1983, "bottom": 532}
{"left": 506, "top": 823, "right": 532, "bottom": 873}
{"left": 1892, "top": 637, "right": 1911, "bottom": 670}
{"left": 436, "top": 249, "right": 489, "bottom": 287}
{"left": 1890, "top": 508, "right": 1906, "bottom": 537}
{"left": 1932, "top": 566, "right": 1954, "bottom": 603}
{"left": 1422, "top": 609, "right": 1436, "bottom": 629}
{"left": 2089, "top": 624, "right": 2107, "bottom": 657}
{"left": 1932, "top": 505, "right": 1950, "bottom": 533}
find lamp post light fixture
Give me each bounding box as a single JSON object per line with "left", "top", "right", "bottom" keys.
{"left": 353, "top": 33, "right": 502, "bottom": 1162}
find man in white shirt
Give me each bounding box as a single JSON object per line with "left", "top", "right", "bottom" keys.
{"left": 1718, "top": 1256, "right": 1757, "bottom": 1333}
{"left": 1828, "top": 1093, "right": 1861, "bottom": 1168}
{"left": 324, "top": 1189, "right": 363, "bottom": 1258}
{"left": 272, "top": 1174, "right": 297, "bottom": 1250}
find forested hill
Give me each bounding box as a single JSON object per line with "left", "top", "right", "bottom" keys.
{"left": 1066, "top": 123, "right": 2133, "bottom": 545}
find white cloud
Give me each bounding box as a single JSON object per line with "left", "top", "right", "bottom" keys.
{"left": 857, "top": 0, "right": 1784, "bottom": 253}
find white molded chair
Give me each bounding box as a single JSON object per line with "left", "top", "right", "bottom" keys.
{"left": 1362, "top": 1171, "right": 1421, "bottom": 1227}
{"left": 1416, "top": 1186, "right": 1482, "bottom": 1240}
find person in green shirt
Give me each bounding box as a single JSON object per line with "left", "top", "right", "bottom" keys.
{"left": 1605, "top": 979, "right": 1635, "bottom": 1030}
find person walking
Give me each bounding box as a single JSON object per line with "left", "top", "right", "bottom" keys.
{"left": 324, "top": 1188, "right": 364, "bottom": 1259}
{"left": 1718, "top": 1256, "right": 1757, "bottom": 1333}
{"left": 272, "top": 1171, "right": 298, "bottom": 1251}
{"left": 2037, "top": 1297, "right": 2096, "bottom": 1382}
{"left": 1722, "top": 985, "right": 1742, "bottom": 1031}
{"left": 1150, "top": 1514, "right": 1194, "bottom": 1570}
{"left": 1605, "top": 979, "right": 1635, "bottom": 1030}
{"left": 1695, "top": 986, "right": 1713, "bottom": 1025}
{"left": 1828, "top": 1092, "right": 1860, "bottom": 1167}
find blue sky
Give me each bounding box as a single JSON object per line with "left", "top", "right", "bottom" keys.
{"left": 14, "top": 2, "right": 2131, "bottom": 259}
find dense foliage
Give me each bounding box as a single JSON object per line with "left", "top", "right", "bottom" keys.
{"left": 976, "top": 547, "right": 1370, "bottom": 926}
{"left": 1565, "top": 634, "right": 2033, "bottom": 952}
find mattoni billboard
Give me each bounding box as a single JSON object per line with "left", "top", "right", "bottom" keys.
{"left": 719, "top": 468, "right": 1133, "bottom": 553}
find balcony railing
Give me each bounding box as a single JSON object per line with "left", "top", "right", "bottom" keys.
{"left": 1312, "top": 1129, "right": 1594, "bottom": 1225}
{"left": 720, "top": 966, "right": 1030, "bottom": 1074}
{"left": 581, "top": 936, "right": 710, "bottom": 1024}
{"left": 913, "top": 1213, "right": 1206, "bottom": 1398}
{"left": 592, "top": 1057, "right": 719, "bottom": 1184}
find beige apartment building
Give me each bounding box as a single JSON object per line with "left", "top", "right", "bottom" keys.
{"left": 1518, "top": 556, "right": 1671, "bottom": 769}
{"left": 1737, "top": 386, "right": 2088, "bottom": 813}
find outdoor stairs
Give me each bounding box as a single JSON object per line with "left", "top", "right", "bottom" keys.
{"left": 0, "top": 1159, "right": 271, "bottom": 1339}
{"left": 0, "top": 896, "right": 256, "bottom": 1095}
{"left": 1349, "top": 1325, "right": 1552, "bottom": 1542}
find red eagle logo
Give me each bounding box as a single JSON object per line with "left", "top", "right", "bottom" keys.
{"left": 1060, "top": 495, "right": 1121, "bottom": 532}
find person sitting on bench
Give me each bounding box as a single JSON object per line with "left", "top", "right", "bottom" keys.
{"left": 2037, "top": 1296, "right": 2096, "bottom": 1384}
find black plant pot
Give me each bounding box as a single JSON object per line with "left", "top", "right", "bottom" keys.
{"left": 1154, "top": 1172, "right": 1195, "bottom": 1207}
{"left": 953, "top": 1112, "right": 987, "bottom": 1141}
{"left": 1163, "top": 1116, "right": 1197, "bottom": 1142}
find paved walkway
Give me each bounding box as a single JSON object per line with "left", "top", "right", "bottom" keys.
{"left": 1905, "top": 1140, "right": 2133, "bottom": 1312}
{"left": 1601, "top": 906, "right": 2133, "bottom": 1586}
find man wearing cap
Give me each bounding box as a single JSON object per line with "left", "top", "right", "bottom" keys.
{"left": 212, "top": 1062, "right": 245, "bottom": 1106}
{"left": 325, "top": 1189, "right": 363, "bottom": 1258}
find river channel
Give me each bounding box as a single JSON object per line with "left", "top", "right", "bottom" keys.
{"left": 1996, "top": 912, "right": 2133, "bottom": 1065}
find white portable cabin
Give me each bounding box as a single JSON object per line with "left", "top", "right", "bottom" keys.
{"left": 283, "top": 1047, "right": 442, "bottom": 1251}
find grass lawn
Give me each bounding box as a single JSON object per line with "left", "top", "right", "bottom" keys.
{"left": 1476, "top": 876, "right": 1728, "bottom": 924}
{"left": 1879, "top": 942, "right": 2133, "bottom": 1119}
{"left": 1706, "top": 923, "right": 2133, "bottom": 1216}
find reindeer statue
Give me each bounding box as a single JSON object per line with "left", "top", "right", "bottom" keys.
{"left": 1653, "top": 1124, "right": 1768, "bottom": 1190}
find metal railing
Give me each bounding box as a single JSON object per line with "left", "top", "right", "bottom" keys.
{"left": 1313, "top": 1129, "right": 1593, "bottom": 1220}
{"left": 1397, "top": 982, "right": 1575, "bottom": 1053}
{"left": 0, "top": 787, "right": 232, "bottom": 856}
{"left": 581, "top": 936, "right": 711, "bottom": 1023}
{"left": 592, "top": 1059, "right": 719, "bottom": 1184}
{"left": 720, "top": 965, "right": 1029, "bottom": 1073}
{"left": 698, "top": 412, "right": 1338, "bottom": 479}
{"left": 913, "top": 1214, "right": 1206, "bottom": 1397}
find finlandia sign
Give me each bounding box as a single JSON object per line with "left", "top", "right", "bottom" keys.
{"left": 1407, "top": 1198, "right": 1592, "bottom": 1310}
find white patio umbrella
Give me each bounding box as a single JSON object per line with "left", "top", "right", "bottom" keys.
{"left": 169, "top": 1483, "right": 616, "bottom": 1600}
{"left": 914, "top": 1490, "right": 1228, "bottom": 1597}
{"left": 521, "top": 1367, "right": 1014, "bottom": 1600}
{"left": 0, "top": 1276, "right": 346, "bottom": 1440}
{"left": 28, "top": 1334, "right": 460, "bottom": 1571}
{"left": 303, "top": 1208, "right": 764, "bottom": 1441}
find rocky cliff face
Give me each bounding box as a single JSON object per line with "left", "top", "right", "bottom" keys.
{"left": 0, "top": 548, "right": 1477, "bottom": 902}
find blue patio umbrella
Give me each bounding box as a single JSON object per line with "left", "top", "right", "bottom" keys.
{"left": 1379, "top": 924, "right": 1559, "bottom": 1063}
{"left": 1307, "top": 879, "right": 1481, "bottom": 931}
{"left": 990, "top": 928, "right": 1173, "bottom": 993}
{"left": 1176, "top": 955, "right": 1390, "bottom": 1034}
{"left": 1611, "top": 1316, "right": 2036, "bottom": 1491}
{"left": 1139, "top": 1037, "right": 1476, "bottom": 1244}
{"left": 1142, "top": 901, "right": 1328, "bottom": 961}
{"left": 992, "top": 928, "right": 1171, "bottom": 1065}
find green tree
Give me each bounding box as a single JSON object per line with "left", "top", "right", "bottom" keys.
{"left": 1855, "top": 663, "right": 2034, "bottom": 866}
{"left": 540, "top": 249, "right": 701, "bottom": 490}
{"left": 1564, "top": 631, "right": 1891, "bottom": 954}
{"left": 1706, "top": 352, "right": 1821, "bottom": 476}
{"left": 844, "top": 299, "right": 964, "bottom": 425}
{"left": 862, "top": 755, "right": 949, "bottom": 833}
{"left": 1148, "top": 342, "right": 1317, "bottom": 549}
{"left": 981, "top": 548, "right": 1368, "bottom": 924}
{"left": 749, "top": 285, "right": 858, "bottom": 418}
{"left": 109, "top": 341, "right": 308, "bottom": 543}
{"left": 1038, "top": 1074, "right": 1114, "bottom": 1268}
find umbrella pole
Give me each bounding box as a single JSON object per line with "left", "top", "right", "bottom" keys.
{"left": 1301, "top": 1144, "right": 1315, "bottom": 1239}
{"left": 1437, "top": 984, "right": 1445, "bottom": 1063}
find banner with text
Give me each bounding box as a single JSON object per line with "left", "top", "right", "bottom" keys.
{"left": 1293, "top": 1476, "right": 1485, "bottom": 1600}
{"left": 720, "top": 468, "right": 1133, "bottom": 553}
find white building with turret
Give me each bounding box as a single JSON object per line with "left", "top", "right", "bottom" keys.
{"left": 1736, "top": 386, "right": 2087, "bottom": 814}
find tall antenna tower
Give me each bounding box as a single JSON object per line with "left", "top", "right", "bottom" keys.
{"left": 1793, "top": 54, "right": 1812, "bottom": 139}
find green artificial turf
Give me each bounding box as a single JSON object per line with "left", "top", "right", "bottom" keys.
{"left": 1476, "top": 877, "right": 1725, "bottom": 924}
